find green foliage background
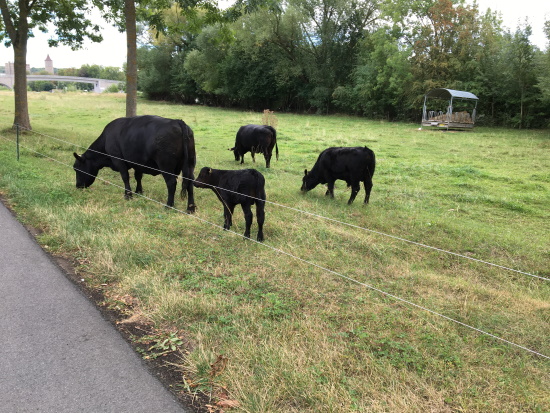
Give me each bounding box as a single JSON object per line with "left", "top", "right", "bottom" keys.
{"left": 135, "top": 0, "right": 550, "bottom": 128}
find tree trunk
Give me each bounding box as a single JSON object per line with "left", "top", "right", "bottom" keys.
{"left": 12, "top": 41, "right": 31, "bottom": 130}
{"left": 520, "top": 87, "right": 525, "bottom": 129}
{"left": 125, "top": 0, "right": 137, "bottom": 118}
{"left": 2, "top": 0, "right": 32, "bottom": 130}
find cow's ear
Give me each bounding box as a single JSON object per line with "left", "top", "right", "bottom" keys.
{"left": 228, "top": 147, "right": 234, "bottom": 151}
{"left": 73, "top": 152, "right": 84, "bottom": 162}
{"left": 304, "top": 169, "right": 308, "bottom": 176}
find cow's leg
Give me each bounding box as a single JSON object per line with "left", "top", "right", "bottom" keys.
{"left": 162, "top": 173, "right": 178, "bottom": 207}
{"left": 122, "top": 170, "right": 133, "bottom": 199}
{"left": 255, "top": 200, "right": 265, "bottom": 242}
{"left": 325, "top": 180, "right": 335, "bottom": 198}
{"left": 348, "top": 181, "right": 361, "bottom": 205}
{"left": 134, "top": 170, "right": 143, "bottom": 194}
{"left": 113, "top": 161, "right": 133, "bottom": 200}
{"left": 241, "top": 203, "right": 253, "bottom": 239}
{"left": 240, "top": 154, "right": 245, "bottom": 165}
{"left": 184, "top": 169, "right": 196, "bottom": 213}
{"left": 264, "top": 152, "right": 271, "bottom": 168}
{"left": 223, "top": 203, "right": 235, "bottom": 230}
{"left": 363, "top": 177, "right": 373, "bottom": 204}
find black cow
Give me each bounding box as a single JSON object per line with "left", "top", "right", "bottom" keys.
{"left": 194, "top": 167, "right": 266, "bottom": 241}
{"left": 73, "top": 115, "right": 196, "bottom": 212}
{"left": 230, "top": 124, "right": 279, "bottom": 168}
{"left": 301, "top": 146, "right": 376, "bottom": 205}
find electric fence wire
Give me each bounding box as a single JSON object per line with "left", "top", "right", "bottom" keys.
{"left": 8, "top": 125, "right": 549, "bottom": 282}
{"left": 0, "top": 131, "right": 548, "bottom": 360}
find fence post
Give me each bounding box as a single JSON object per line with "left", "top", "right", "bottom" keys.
{"left": 16, "top": 124, "right": 20, "bottom": 161}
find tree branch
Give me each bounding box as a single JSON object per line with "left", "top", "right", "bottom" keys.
{"left": 300, "top": 20, "right": 318, "bottom": 58}
{"left": 0, "top": 0, "right": 17, "bottom": 42}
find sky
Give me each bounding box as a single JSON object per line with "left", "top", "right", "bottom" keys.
{"left": 1, "top": 0, "right": 548, "bottom": 70}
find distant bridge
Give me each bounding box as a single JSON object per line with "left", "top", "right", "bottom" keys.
{"left": 0, "top": 74, "right": 123, "bottom": 93}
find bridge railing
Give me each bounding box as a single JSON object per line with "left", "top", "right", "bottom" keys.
{"left": 0, "top": 74, "right": 124, "bottom": 93}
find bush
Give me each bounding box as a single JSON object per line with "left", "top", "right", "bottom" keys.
{"left": 103, "top": 84, "right": 121, "bottom": 93}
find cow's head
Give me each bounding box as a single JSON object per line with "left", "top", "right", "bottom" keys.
{"left": 194, "top": 167, "right": 213, "bottom": 189}
{"left": 228, "top": 147, "right": 239, "bottom": 161}
{"left": 73, "top": 152, "right": 99, "bottom": 189}
{"left": 301, "top": 169, "right": 318, "bottom": 192}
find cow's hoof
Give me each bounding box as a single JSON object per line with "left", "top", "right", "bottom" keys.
{"left": 186, "top": 204, "right": 196, "bottom": 214}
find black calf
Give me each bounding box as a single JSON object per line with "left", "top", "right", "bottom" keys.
{"left": 194, "top": 167, "right": 266, "bottom": 241}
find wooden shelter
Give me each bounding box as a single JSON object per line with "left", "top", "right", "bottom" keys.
{"left": 421, "top": 88, "right": 478, "bottom": 130}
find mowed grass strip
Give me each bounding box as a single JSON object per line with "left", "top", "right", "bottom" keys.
{"left": 0, "top": 91, "right": 548, "bottom": 412}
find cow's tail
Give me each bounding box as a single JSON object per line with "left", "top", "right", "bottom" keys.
{"left": 370, "top": 149, "right": 376, "bottom": 177}
{"left": 366, "top": 147, "right": 376, "bottom": 179}
{"left": 179, "top": 120, "right": 191, "bottom": 199}
{"left": 269, "top": 126, "right": 279, "bottom": 161}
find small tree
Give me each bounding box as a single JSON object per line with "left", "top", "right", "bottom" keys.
{"left": 503, "top": 24, "right": 538, "bottom": 128}
{"left": 124, "top": 0, "right": 138, "bottom": 116}
{"left": 96, "top": 0, "right": 220, "bottom": 117}
{"left": 0, "top": 0, "right": 102, "bottom": 130}
{"left": 536, "top": 20, "right": 550, "bottom": 105}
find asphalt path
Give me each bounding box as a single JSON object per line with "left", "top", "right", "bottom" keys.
{"left": 0, "top": 201, "right": 188, "bottom": 412}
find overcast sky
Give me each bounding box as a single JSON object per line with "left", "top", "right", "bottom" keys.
{"left": 0, "top": 0, "right": 548, "bottom": 70}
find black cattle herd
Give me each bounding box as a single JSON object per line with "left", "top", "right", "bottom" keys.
{"left": 73, "top": 115, "right": 376, "bottom": 241}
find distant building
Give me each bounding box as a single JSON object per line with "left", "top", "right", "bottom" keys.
{"left": 45, "top": 54, "right": 54, "bottom": 74}
{"left": 5, "top": 62, "right": 31, "bottom": 75}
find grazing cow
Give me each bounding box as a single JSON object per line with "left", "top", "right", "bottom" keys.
{"left": 229, "top": 124, "right": 279, "bottom": 168}
{"left": 73, "top": 115, "right": 196, "bottom": 212}
{"left": 194, "top": 167, "right": 266, "bottom": 241}
{"left": 301, "top": 146, "right": 376, "bottom": 205}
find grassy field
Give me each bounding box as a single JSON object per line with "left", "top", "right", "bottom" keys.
{"left": 0, "top": 91, "right": 549, "bottom": 412}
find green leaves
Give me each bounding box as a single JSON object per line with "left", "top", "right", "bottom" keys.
{"left": 137, "top": 332, "right": 184, "bottom": 359}
{"left": 80, "top": 0, "right": 550, "bottom": 125}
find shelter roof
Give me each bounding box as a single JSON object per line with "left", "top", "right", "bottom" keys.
{"left": 425, "top": 88, "right": 478, "bottom": 100}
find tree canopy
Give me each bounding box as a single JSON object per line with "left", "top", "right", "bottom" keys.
{"left": 132, "top": 0, "right": 549, "bottom": 127}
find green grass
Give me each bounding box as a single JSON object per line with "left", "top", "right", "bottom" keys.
{"left": 1, "top": 91, "right": 549, "bottom": 412}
